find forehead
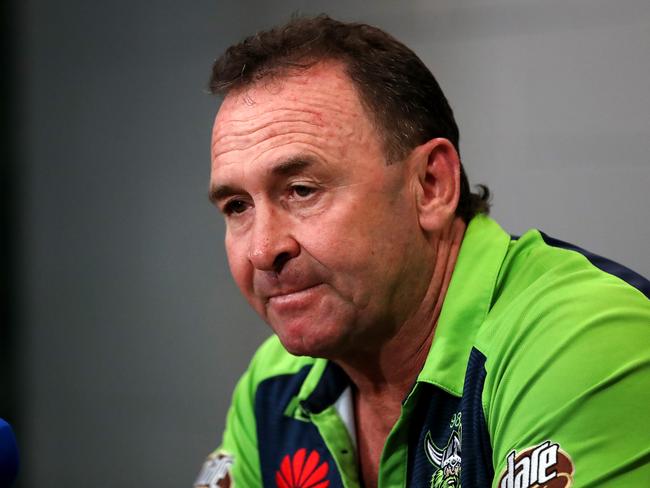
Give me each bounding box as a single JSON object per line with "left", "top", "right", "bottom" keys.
{"left": 210, "top": 62, "right": 379, "bottom": 170}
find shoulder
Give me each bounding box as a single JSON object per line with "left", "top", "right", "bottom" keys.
{"left": 221, "top": 334, "right": 317, "bottom": 433}
{"left": 240, "top": 334, "right": 318, "bottom": 392}
{"left": 482, "top": 228, "right": 649, "bottom": 352}
{"left": 480, "top": 227, "right": 650, "bottom": 401}
{"left": 477, "top": 229, "right": 650, "bottom": 485}
{"left": 214, "top": 335, "right": 319, "bottom": 485}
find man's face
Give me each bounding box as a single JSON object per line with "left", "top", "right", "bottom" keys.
{"left": 210, "top": 62, "right": 431, "bottom": 358}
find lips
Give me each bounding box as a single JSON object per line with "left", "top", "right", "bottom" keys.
{"left": 253, "top": 265, "right": 325, "bottom": 304}
{"left": 268, "top": 283, "right": 322, "bottom": 302}
{"left": 266, "top": 284, "right": 325, "bottom": 314}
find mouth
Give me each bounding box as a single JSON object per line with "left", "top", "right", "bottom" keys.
{"left": 266, "top": 283, "right": 324, "bottom": 310}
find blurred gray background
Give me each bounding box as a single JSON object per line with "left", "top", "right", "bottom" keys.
{"left": 3, "top": 0, "right": 649, "bottom": 486}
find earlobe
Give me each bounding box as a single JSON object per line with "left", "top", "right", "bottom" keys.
{"left": 413, "top": 138, "right": 461, "bottom": 233}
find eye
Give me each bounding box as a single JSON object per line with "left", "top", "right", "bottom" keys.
{"left": 222, "top": 199, "right": 249, "bottom": 215}
{"left": 290, "top": 184, "right": 316, "bottom": 198}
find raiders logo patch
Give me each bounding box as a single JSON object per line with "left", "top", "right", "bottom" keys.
{"left": 425, "top": 411, "right": 462, "bottom": 488}
{"left": 194, "top": 452, "right": 234, "bottom": 488}
{"left": 498, "top": 441, "right": 574, "bottom": 488}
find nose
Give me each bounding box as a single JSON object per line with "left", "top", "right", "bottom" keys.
{"left": 248, "top": 206, "right": 300, "bottom": 273}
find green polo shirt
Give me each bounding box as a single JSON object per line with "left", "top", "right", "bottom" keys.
{"left": 196, "top": 215, "right": 650, "bottom": 487}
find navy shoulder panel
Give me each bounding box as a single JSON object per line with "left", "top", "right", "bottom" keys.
{"left": 540, "top": 233, "right": 650, "bottom": 298}
{"left": 406, "top": 348, "right": 493, "bottom": 487}
{"left": 255, "top": 365, "right": 345, "bottom": 488}
{"left": 460, "top": 347, "right": 494, "bottom": 487}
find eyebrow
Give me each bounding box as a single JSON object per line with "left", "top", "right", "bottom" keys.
{"left": 270, "top": 155, "right": 316, "bottom": 176}
{"left": 208, "top": 183, "right": 240, "bottom": 205}
{"left": 208, "top": 155, "right": 318, "bottom": 204}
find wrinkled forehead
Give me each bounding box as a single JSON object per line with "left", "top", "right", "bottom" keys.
{"left": 217, "top": 60, "right": 358, "bottom": 113}
{"left": 210, "top": 62, "right": 373, "bottom": 159}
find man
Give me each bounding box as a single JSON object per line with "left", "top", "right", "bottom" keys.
{"left": 195, "top": 15, "right": 650, "bottom": 488}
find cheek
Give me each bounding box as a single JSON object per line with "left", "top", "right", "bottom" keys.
{"left": 297, "top": 220, "right": 384, "bottom": 293}
{"left": 297, "top": 197, "right": 404, "bottom": 269}
{"left": 308, "top": 199, "right": 418, "bottom": 278}
{"left": 226, "top": 247, "right": 268, "bottom": 318}
{"left": 297, "top": 219, "right": 361, "bottom": 264}
{"left": 225, "top": 238, "right": 253, "bottom": 293}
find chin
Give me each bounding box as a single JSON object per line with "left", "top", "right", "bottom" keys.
{"left": 272, "top": 318, "right": 344, "bottom": 359}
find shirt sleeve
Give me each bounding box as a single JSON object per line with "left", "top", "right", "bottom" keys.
{"left": 484, "top": 281, "right": 650, "bottom": 487}
{"left": 194, "top": 363, "right": 261, "bottom": 487}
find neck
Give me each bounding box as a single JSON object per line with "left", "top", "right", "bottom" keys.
{"left": 336, "top": 216, "right": 466, "bottom": 404}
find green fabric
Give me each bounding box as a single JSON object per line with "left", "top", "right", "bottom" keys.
{"left": 311, "top": 406, "right": 361, "bottom": 488}
{"left": 480, "top": 230, "right": 650, "bottom": 487}
{"left": 208, "top": 215, "right": 650, "bottom": 487}
{"left": 218, "top": 336, "right": 318, "bottom": 486}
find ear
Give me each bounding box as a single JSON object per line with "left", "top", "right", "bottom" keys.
{"left": 411, "top": 138, "right": 461, "bottom": 233}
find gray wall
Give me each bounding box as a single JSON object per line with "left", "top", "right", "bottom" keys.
{"left": 14, "top": 0, "right": 649, "bottom": 486}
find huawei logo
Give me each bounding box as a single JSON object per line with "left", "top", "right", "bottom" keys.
{"left": 275, "top": 448, "right": 330, "bottom": 488}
